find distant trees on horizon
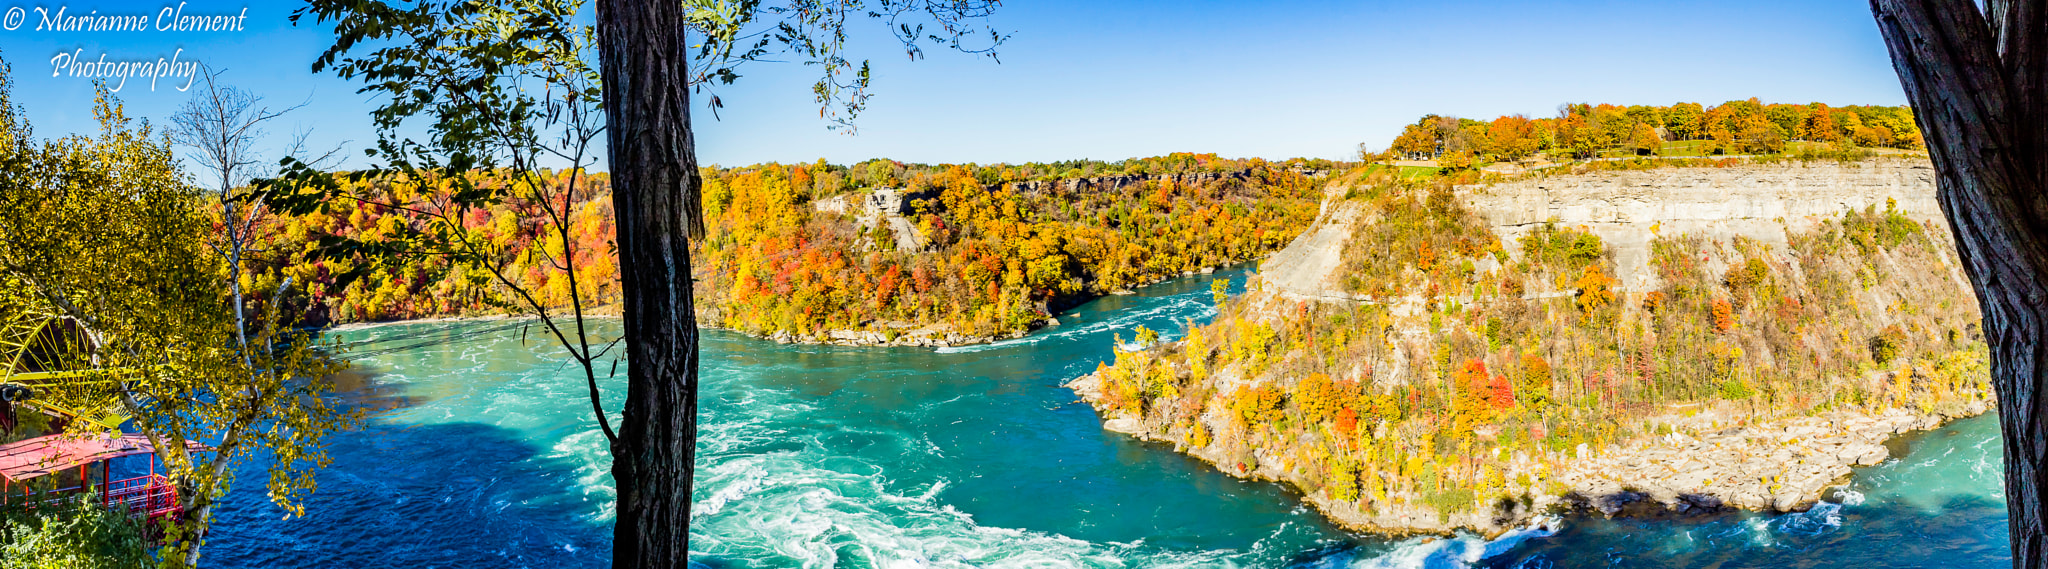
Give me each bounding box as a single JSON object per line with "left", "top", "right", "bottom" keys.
{"left": 1385, "top": 99, "right": 1924, "bottom": 164}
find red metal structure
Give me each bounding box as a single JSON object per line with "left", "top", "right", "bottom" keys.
{"left": 0, "top": 432, "right": 208, "bottom": 524}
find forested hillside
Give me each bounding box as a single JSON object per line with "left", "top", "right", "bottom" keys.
{"left": 694, "top": 155, "right": 1326, "bottom": 344}
{"left": 246, "top": 170, "right": 619, "bottom": 326}
{"left": 256, "top": 154, "right": 1329, "bottom": 344}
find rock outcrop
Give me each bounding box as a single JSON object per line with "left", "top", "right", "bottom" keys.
{"left": 1070, "top": 157, "right": 1993, "bottom": 537}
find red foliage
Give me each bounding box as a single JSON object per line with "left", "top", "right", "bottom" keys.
{"left": 1334, "top": 407, "right": 1360, "bottom": 439}
{"left": 912, "top": 265, "right": 934, "bottom": 292}
{"left": 1486, "top": 373, "right": 1515, "bottom": 410}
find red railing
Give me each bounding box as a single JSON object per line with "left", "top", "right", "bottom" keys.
{"left": 103, "top": 474, "right": 179, "bottom": 521}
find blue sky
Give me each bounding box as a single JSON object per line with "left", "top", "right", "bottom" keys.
{"left": 0, "top": 1, "right": 1909, "bottom": 169}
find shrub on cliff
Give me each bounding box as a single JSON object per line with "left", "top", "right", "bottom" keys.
{"left": 1870, "top": 324, "right": 1909, "bottom": 365}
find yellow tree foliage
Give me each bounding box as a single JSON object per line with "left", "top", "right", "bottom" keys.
{"left": 1231, "top": 384, "right": 1287, "bottom": 430}
{"left": 1293, "top": 373, "right": 1342, "bottom": 425}
{"left": 1575, "top": 264, "right": 1617, "bottom": 314}
{"left": 0, "top": 87, "right": 359, "bottom": 564}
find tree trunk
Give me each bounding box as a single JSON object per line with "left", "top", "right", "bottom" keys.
{"left": 593, "top": 1, "right": 704, "bottom": 567}
{"left": 1870, "top": 1, "right": 2048, "bottom": 565}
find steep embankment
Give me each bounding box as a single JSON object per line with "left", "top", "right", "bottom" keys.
{"left": 1070, "top": 158, "right": 1990, "bottom": 535}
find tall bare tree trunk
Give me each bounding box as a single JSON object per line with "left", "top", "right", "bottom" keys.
{"left": 593, "top": 1, "right": 704, "bottom": 567}
{"left": 1870, "top": 1, "right": 2048, "bottom": 565}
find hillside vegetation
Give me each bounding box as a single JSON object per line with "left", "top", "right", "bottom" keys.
{"left": 256, "top": 154, "right": 1329, "bottom": 344}
{"left": 1072, "top": 160, "right": 1989, "bottom": 532}
{"left": 694, "top": 156, "right": 1326, "bottom": 343}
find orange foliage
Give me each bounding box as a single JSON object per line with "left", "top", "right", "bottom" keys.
{"left": 1450, "top": 359, "right": 1494, "bottom": 433}
{"left": 1711, "top": 299, "right": 1735, "bottom": 333}
{"left": 259, "top": 170, "right": 619, "bottom": 324}
{"left": 1334, "top": 407, "right": 1360, "bottom": 440}
{"left": 693, "top": 158, "right": 1321, "bottom": 339}
{"left": 1382, "top": 100, "right": 1921, "bottom": 163}
{"left": 1231, "top": 384, "right": 1288, "bottom": 429}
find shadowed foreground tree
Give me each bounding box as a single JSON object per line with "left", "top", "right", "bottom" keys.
{"left": 596, "top": 3, "right": 1002, "bottom": 564}
{"left": 1869, "top": 1, "right": 2048, "bottom": 565}
{"left": 285, "top": 1, "right": 1004, "bottom": 566}
{"left": 591, "top": 4, "right": 699, "bottom": 566}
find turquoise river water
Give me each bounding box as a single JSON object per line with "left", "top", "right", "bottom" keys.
{"left": 200, "top": 269, "right": 2012, "bottom": 568}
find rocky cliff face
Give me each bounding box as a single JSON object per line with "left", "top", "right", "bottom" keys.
{"left": 1471, "top": 159, "right": 1945, "bottom": 291}
{"left": 1263, "top": 159, "right": 1951, "bottom": 302}
{"left": 1069, "top": 157, "right": 1991, "bottom": 537}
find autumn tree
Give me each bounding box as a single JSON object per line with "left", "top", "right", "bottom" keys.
{"left": 1575, "top": 264, "right": 1617, "bottom": 314}
{"left": 1711, "top": 299, "right": 1735, "bottom": 333}
{"left": 1390, "top": 122, "right": 1438, "bottom": 159}
{"left": 1485, "top": 372, "right": 1515, "bottom": 410}
{"left": 1630, "top": 123, "right": 1662, "bottom": 155}
{"left": 1516, "top": 353, "right": 1553, "bottom": 407}
{"left": 1231, "top": 384, "right": 1286, "bottom": 430}
{"left": 1486, "top": 115, "right": 1540, "bottom": 161}
{"left": 1294, "top": 373, "right": 1342, "bottom": 424}
{"left": 0, "top": 84, "right": 356, "bottom": 566}
{"left": 1450, "top": 358, "right": 1492, "bottom": 434}
{"left": 1665, "top": 102, "right": 1705, "bottom": 140}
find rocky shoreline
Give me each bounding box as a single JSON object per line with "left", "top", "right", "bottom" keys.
{"left": 739, "top": 264, "right": 1237, "bottom": 348}
{"left": 758, "top": 324, "right": 1024, "bottom": 348}
{"left": 1068, "top": 368, "right": 1991, "bottom": 537}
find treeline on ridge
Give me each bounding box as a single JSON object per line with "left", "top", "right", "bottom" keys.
{"left": 1385, "top": 99, "right": 1923, "bottom": 168}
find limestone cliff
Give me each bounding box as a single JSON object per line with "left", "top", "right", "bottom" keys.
{"left": 1266, "top": 158, "right": 1952, "bottom": 300}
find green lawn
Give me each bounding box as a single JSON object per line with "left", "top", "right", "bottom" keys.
{"left": 1657, "top": 139, "right": 1718, "bottom": 157}
{"left": 1362, "top": 163, "right": 1441, "bottom": 179}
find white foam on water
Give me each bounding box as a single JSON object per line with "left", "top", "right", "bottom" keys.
{"left": 1343, "top": 518, "right": 1559, "bottom": 569}
{"left": 1742, "top": 517, "right": 1775, "bottom": 547}
{"left": 667, "top": 347, "right": 1278, "bottom": 568}
{"left": 1776, "top": 502, "right": 1843, "bottom": 536}
{"left": 935, "top": 294, "right": 1215, "bottom": 354}
{"left": 1837, "top": 488, "right": 1867, "bottom": 506}
{"left": 687, "top": 457, "right": 1192, "bottom": 568}
{"left": 692, "top": 456, "right": 768, "bottom": 517}
{"left": 335, "top": 311, "right": 1483, "bottom": 568}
